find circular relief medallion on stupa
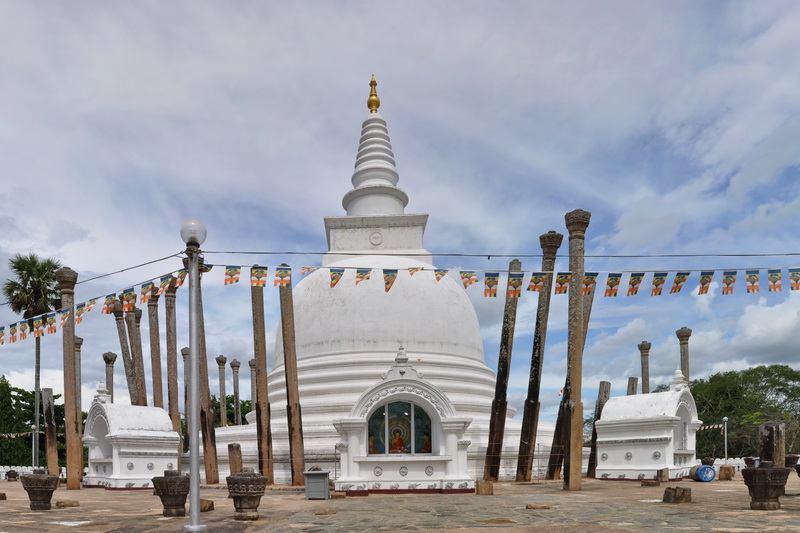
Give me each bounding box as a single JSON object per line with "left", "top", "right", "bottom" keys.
{"left": 625, "top": 452, "right": 633, "bottom": 460}
{"left": 399, "top": 466, "right": 408, "bottom": 476}
{"left": 373, "top": 466, "right": 383, "bottom": 477}
{"left": 147, "top": 462, "right": 154, "bottom": 470}
{"left": 600, "top": 453, "right": 608, "bottom": 461}
{"left": 369, "top": 231, "right": 383, "bottom": 245}
{"left": 425, "top": 466, "right": 434, "bottom": 476}
{"left": 126, "top": 462, "right": 134, "bottom": 470}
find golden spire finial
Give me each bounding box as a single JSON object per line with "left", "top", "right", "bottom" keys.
{"left": 367, "top": 75, "right": 380, "bottom": 114}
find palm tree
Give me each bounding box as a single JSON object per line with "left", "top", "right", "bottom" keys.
{"left": 2, "top": 253, "right": 62, "bottom": 467}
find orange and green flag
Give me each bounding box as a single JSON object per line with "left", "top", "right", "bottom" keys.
{"left": 627, "top": 273, "right": 644, "bottom": 296}
{"left": 555, "top": 273, "right": 572, "bottom": 294}
{"left": 605, "top": 273, "right": 622, "bottom": 297}
{"left": 528, "top": 272, "right": 546, "bottom": 292}
{"left": 274, "top": 266, "right": 292, "bottom": 287}
{"left": 583, "top": 273, "right": 598, "bottom": 295}
{"left": 250, "top": 267, "right": 268, "bottom": 287}
{"left": 434, "top": 269, "right": 448, "bottom": 282}
{"left": 224, "top": 266, "right": 241, "bottom": 285}
{"left": 790, "top": 269, "right": 800, "bottom": 291}
{"left": 698, "top": 271, "right": 714, "bottom": 295}
{"left": 746, "top": 270, "right": 760, "bottom": 293}
{"left": 484, "top": 272, "right": 499, "bottom": 297}
{"left": 507, "top": 272, "right": 524, "bottom": 299}
{"left": 670, "top": 272, "right": 690, "bottom": 294}
{"left": 722, "top": 271, "right": 737, "bottom": 295}
{"left": 384, "top": 269, "right": 398, "bottom": 292}
{"left": 651, "top": 272, "right": 668, "bottom": 296}
{"left": 199, "top": 261, "right": 213, "bottom": 273}
{"left": 355, "top": 268, "right": 371, "bottom": 285}
{"left": 330, "top": 268, "right": 344, "bottom": 287}
{"left": 460, "top": 271, "right": 478, "bottom": 289}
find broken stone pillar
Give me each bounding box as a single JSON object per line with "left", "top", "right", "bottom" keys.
{"left": 627, "top": 377, "right": 638, "bottom": 395}
{"left": 279, "top": 266, "right": 305, "bottom": 484}
{"left": 55, "top": 266, "right": 80, "bottom": 490}
{"left": 475, "top": 480, "right": 494, "bottom": 495}
{"left": 759, "top": 422, "right": 786, "bottom": 468}
{"left": 485, "top": 259, "right": 522, "bottom": 482}
{"left": 42, "top": 388, "right": 58, "bottom": 477}
{"left": 638, "top": 341, "right": 651, "bottom": 393}
{"left": 112, "top": 301, "right": 138, "bottom": 404}
{"left": 676, "top": 327, "right": 692, "bottom": 383}
{"left": 251, "top": 266, "right": 273, "bottom": 483}
{"left": 563, "top": 209, "right": 591, "bottom": 491}
{"left": 148, "top": 290, "right": 164, "bottom": 408}
{"left": 228, "top": 443, "right": 243, "bottom": 475}
{"left": 587, "top": 381, "right": 611, "bottom": 478}
{"left": 248, "top": 358, "right": 257, "bottom": 406}
{"left": 102, "top": 352, "right": 117, "bottom": 403}
{"left": 230, "top": 359, "right": 242, "bottom": 426}
{"left": 125, "top": 308, "right": 147, "bottom": 406}
{"left": 216, "top": 355, "right": 228, "bottom": 427}
{"left": 517, "top": 231, "right": 562, "bottom": 482}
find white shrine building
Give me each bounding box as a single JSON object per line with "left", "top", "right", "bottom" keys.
{"left": 213, "top": 78, "right": 555, "bottom": 490}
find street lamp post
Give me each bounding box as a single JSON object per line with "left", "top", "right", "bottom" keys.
{"left": 181, "top": 219, "right": 207, "bottom": 533}
{"left": 723, "top": 416, "right": 729, "bottom": 465}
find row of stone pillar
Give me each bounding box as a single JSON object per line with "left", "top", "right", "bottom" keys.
{"left": 633, "top": 327, "right": 692, "bottom": 395}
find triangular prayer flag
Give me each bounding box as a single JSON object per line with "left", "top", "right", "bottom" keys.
{"left": 583, "top": 273, "right": 598, "bottom": 295}
{"left": 175, "top": 268, "right": 188, "bottom": 288}
{"left": 507, "top": 272, "right": 524, "bottom": 299}
{"left": 627, "top": 273, "right": 644, "bottom": 296}
{"left": 460, "top": 271, "right": 478, "bottom": 289}
{"left": 157, "top": 275, "right": 173, "bottom": 295}
{"left": 33, "top": 316, "right": 44, "bottom": 337}
{"left": 527, "top": 272, "right": 546, "bottom": 292}
{"left": 355, "top": 268, "right": 371, "bottom": 285}
{"left": 768, "top": 269, "right": 782, "bottom": 292}
{"left": 408, "top": 267, "right": 423, "bottom": 276}
{"left": 224, "top": 266, "right": 241, "bottom": 286}
{"left": 45, "top": 313, "right": 57, "bottom": 334}
{"left": 101, "top": 294, "right": 116, "bottom": 314}
{"left": 329, "top": 268, "right": 344, "bottom": 287}
{"left": 75, "top": 303, "right": 87, "bottom": 324}
{"left": 384, "top": 269, "right": 398, "bottom": 292}
{"left": 698, "top": 271, "right": 714, "bottom": 295}
{"left": 301, "top": 267, "right": 318, "bottom": 276}
{"left": 746, "top": 270, "right": 760, "bottom": 293}
{"left": 605, "top": 273, "right": 622, "bottom": 297}
{"left": 722, "top": 271, "right": 737, "bottom": 295}
{"left": 651, "top": 272, "right": 668, "bottom": 296}
{"left": 85, "top": 297, "right": 100, "bottom": 312}
{"left": 554, "top": 273, "right": 572, "bottom": 294}
{"left": 484, "top": 272, "right": 500, "bottom": 297}
{"left": 0, "top": 326, "right": 4, "bottom": 345}
{"left": 790, "top": 269, "right": 800, "bottom": 291}
{"left": 434, "top": 269, "right": 448, "bottom": 282}
{"left": 274, "top": 266, "right": 292, "bottom": 287}
{"left": 140, "top": 281, "right": 155, "bottom": 303}
{"left": 670, "top": 272, "right": 690, "bottom": 294}
{"left": 250, "top": 267, "right": 268, "bottom": 287}
{"left": 59, "top": 308, "right": 71, "bottom": 328}
{"left": 121, "top": 288, "right": 136, "bottom": 312}
{"left": 9, "top": 323, "right": 16, "bottom": 343}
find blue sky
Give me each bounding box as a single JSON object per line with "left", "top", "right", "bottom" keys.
{"left": 1, "top": 1, "right": 799, "bottom": 425}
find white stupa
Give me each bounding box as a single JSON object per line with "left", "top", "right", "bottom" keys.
{"left": 214, "top": 78, "right": 554, "bottom": 487}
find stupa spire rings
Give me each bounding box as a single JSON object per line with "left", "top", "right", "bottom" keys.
{"left": 368, "top": 75, "right": 380, "bottom": 114}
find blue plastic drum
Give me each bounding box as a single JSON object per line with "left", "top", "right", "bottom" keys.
{"left": 689, "top": 464, "right": 716, "bottom": 482}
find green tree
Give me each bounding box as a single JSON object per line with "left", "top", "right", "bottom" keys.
{"left": 2, "top": 253, "right": 62, "bottom": 467}
{"left": 211, "top": 395, "right": 252, "bottom": 426}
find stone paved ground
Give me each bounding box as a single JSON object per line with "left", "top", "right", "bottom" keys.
{"left": 2, "top": 473, "right": 800, "bottom": 532}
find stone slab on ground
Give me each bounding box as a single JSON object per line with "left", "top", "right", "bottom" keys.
{"left": 55, "top": 500, "right": 79, "bottom": 507}
{"left": 663, "top": 486, "right": 692, "bottom": 503}
{"left": 719, "top": 465, "right": 736, "bottom": 480}
{"left": 475, "top": 480, "right": 493, "bottom": 495}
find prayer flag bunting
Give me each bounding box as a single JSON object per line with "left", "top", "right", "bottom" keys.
{"left": 18, "top": 321, "right": 27, "bottom": 340}
{"left": 33, "top": 316, "right": 44, "bottom": 337}
{"left": 670, "top": 272, "right": 690, "bottom": 294}
{"left": 59, "top": 308, "right": 71, "bottom": 327}
{"left": 175, "top": 268, "right": 188, "bottom": 288}
{"left": 507, "top": 272, "right": 524, "bottom": 299}
{"left": 554, "top": 273, "right": 572, "bottom": 294}
{"left": 121, "top": 288, "right": 136, "bottom": 312}
{"left": 484, "top": 272, "right": 500, "bottom": 297}
{"left": 605, "top": 273, "right": 622, "bottom": 297}
{"left": 45, "top": 313, "right": 56, "bottom": 334}
{"left": 627, "top": 273, "right": 644, "bottom": 296}
{"left": 140, "top": 281, "right": 155, "bottom": 303}
{"left": 274, "top": 266, "right": 292, "bottom": 287}
{"left": 583, "top": 273, "right": 598, "bottom": 296}
{"left": 434, "top": 269, "right": 448, "bottom": 282}
{"left": 75, "top": 303, "right": 87, "bottom": 324}
{"left": 790, "top": 269, "right": 800, "bottom": 291}
{"left": 101, "top": 294, "right": 116, "bottom": 314}
{"left": 722, "top": 271, "right": 737, "bottom": 295}
{"left": 250, "top": 267, "right": 268, "bottom": 287}
{"left": 224, "top": 266, "right": 241, "bottom": 285}
{"left": 384, "top": 269, "right": 398, "bottom": 292}
{"left": 460, "top": 271, "right": 478, "bottom": 289}
{"left": 9, "top": 323, "right": 16, "bottom": 343}
{"left": 301, "top": 267, "right": 318, "bottom": 276}
{"left": 355, "top": 268, "right": 371, "bottom": 285}
{"left": 0, "top": 326, "right": 3, "bottom": 345}
{"left": 651, "top": 272, "right": 668, "bottom": 296}
{"left": 199, "top": 261, "right": 213, "bottom": 273}
{"left": 527, "top": 272, "right": 546, "bottom": 292}
{"left": 157, "top": 275, "right": 173, "bottom": 295}
{"left": 330, "top": 268, "right": 344, "bottom": 288}
{"left": 768, "top": 269, "right": 782, "bottom": 292}
{"left": 85, "top": 297, "right": 100, "bottom": 312}
{"left": 408, "top": 267, "right": 423, "bottom": 276}
{"left": 698, "top": 271, "right": 714, "bottom": 295}
{"left": 746, "top": 270, "right": 760, "bottom": 293}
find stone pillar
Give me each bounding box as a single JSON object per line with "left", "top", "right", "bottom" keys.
{"left": 676, "top": 327, "right": 692, "bottom": 383}
{"left": 112, "top": 300, "right": 138, "bottom": 404}
{"left": 587, "top": 381, "right": 611, "bottom": 478}
{"left": 230, "top": 359, "right": 242, "bottom": 426}
{"left": 279, "top": 266, "right": 305, "bottom": 484}
{"left": 55, "top": 266, "right": 80, "bottom": 490}
{"left": 251, "top": 266, "right": 273, "bottom": 482}
{"left": 42, "top": 388, "right": 58, "bottom": 477}
{"left": 102, "top": 352, "right": 117, "bottom": 403}
{"left": 164, "top": 281, "right": 181, "bottom": 465}
{"left": 129, "top": 307, "right": 148, "bottom": 406}
{"left": 181, "top": 347, "right": 190, "bottom": 453}
{"left": 74, "top": 336, "right": 83, "bottom": 435}
{"left": 484, "top": 259, "right": 522, "bottom": 482}
{"left": 638, "top": 341, "right": 651, "bottom": 394}
{"left": 759, "top": 422, "right": 786, "bottom": 468}
{"left": 248, "top": 358, "right": 257, "bottom": 407}
{"left": 517, "top": 231, "right": 562, "bottom": 482}
{"left": 216, "top": 355, "right": 228, "bottom": 427}
{"left": 147, "top": 290, "right": 164, "bottom": 408}
{"left": 563, "top": 209, "right": 591, "bottom": 491}
{"left": 627, "top": 377, "right": 638, "bottom": 395}
{"left": 228, "top": 443, "right": 243, "bottom": 474}
{"left": 194, "top": 261, "right": 219, "bottom": 484}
